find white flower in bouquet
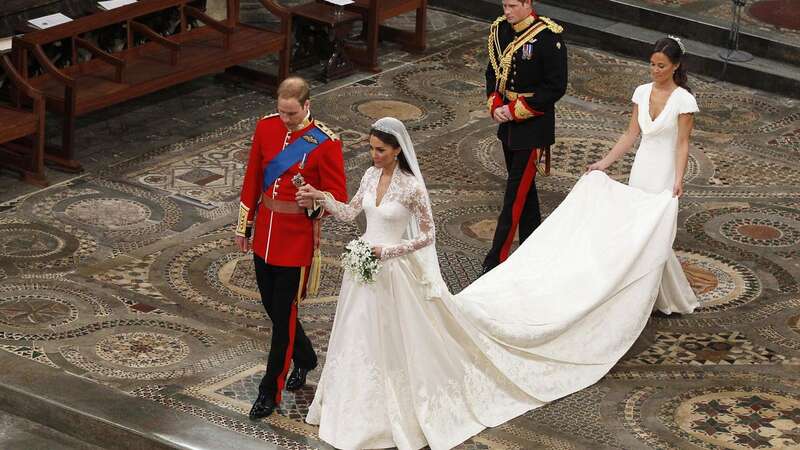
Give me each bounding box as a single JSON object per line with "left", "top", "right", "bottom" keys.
{"left": 340, "top": 239, "right": 382, "bottom": 284}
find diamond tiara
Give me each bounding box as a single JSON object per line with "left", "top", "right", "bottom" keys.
{"left": 667, "top": 35, "right": 686, "bottom": 54}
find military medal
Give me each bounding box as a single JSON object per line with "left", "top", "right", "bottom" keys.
{"left": 292, "top": 153, "right": 308, "bottom": 187}
{"left": 522, "top": 43, "right": 533, "bottom": 60}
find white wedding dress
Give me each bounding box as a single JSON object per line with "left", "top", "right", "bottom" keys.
{"left": 629, "top": 82, "right": 700, "bottom": 314}
{"left": 306, "top": 103, "right": 698, "bottom": 449}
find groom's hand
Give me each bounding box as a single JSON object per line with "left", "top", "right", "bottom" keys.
{"left": 296, "top": 184, "right": 318, "bottom": 208}
{"left": 235, "top": 235, "right": 250, "bottom": 253}
{"left": 493, "top": 105, "right": 512, "bottom": 123}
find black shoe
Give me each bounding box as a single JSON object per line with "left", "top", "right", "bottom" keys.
{"left": 248, "top": 393, "right": 276, "bottom": 420}
{"left": 285, "top": 367, "right": 311, "bottom": 391}
{"left": 481, "top": 264, "right": 494, "bottom": 275}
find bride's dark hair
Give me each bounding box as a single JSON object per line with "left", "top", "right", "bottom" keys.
{"left": 370, "top": 128, "right": 413, "bottom": 174}
{"left": 652, "top": 37, "right": 692, "bottom": 93}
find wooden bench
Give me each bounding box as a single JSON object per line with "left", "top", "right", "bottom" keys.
{"left": 346, "top": 0, "right": 427, "bottom": 71}
{"left": 0, "top": 53, "right": 47, "bottom": 186}
{"left": 10, "top": 0, "right": 290, "bottom": 171}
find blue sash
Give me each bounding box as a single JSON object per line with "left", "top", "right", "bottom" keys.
{"left": 263, "top": 127, "right": 330, "bottom": 191}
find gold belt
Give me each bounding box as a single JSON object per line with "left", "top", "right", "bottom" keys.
{"left": 504, "top": 91, "right": 534, "bottom": 101}
{"left": 261, "top": 196, "right": 305, "bottom": 215}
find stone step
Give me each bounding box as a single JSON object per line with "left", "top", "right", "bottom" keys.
{"left": 429, "top": 0, "right": 800, "bottom": 99}
{"left": 0, "top": 410, "right": 101, "bottom": 450}
{"left": 0, "top": 353, "right": 279, "bottom": 450}
{"left": 539, "top": 0, "right": 800, "bottom": 66}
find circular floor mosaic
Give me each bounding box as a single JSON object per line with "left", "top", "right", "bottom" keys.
{"left": 748, "top": 0, "right": 800, "bottom": 31}
{"left": 0, "top": 223, "right": 78, "bottom": 262}
{"left": 96, "top": 332, "right": 190, "bottom": 368}
{"left": 0, "top": 229, "right": 63, "bottom": 259}
{"left": 676, "top": 250, "right": 761, "bottom": 312}
{"left": 356, "top": 99, "right": 424, "bottom": 121}
{"left": 720, "top": 217, "right": 800, "bottom": 248}
{"left": 213, "top": 254, "right": 260, "bottom": 301}
{"left": 568, "top": 64, "right": 648, "bottom": 107}
{"left": 663, "top": 387, "right": 800, "bottom": 449}
{"left": 0, "top": 295, "right": 77, "bottom": 328}
{"left": 461, "top": 218, "right": 507, "bottom": 243}
{"left": 789, "top": 315, "right": 800, "bottom": 336}
{"left": 64, "top": 198, "right": 153, "bottom": 231}
{"left": 0, "top": 281, "right": 111, "bottom": 340}
{"left": 692, "top": 92, "right": 781, "bottom": 134}
{"left": 549, "top": 136, "right": 635, "bottom": 182}
{"left": 474, "top": 133, "right": 505, "bottom": 179}
{"left": 159, "top": 237, "right": 268, "bottom": 321}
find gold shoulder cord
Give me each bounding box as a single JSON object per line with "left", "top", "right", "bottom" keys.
{"left": 487, "top": 16, "right": 504, "bottom": 86}
{"left": 497, "top": 22, "right": 548, "bottom": 95}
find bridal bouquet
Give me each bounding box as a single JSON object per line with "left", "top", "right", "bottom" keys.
{"left": 340, "top": 239, "right": 381, "bottom": 284}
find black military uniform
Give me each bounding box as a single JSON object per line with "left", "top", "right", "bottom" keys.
{"left": 483, "top": 12, "right": 568, "bottom": 271}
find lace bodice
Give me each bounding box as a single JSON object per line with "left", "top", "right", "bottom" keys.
{"left": 322, "top": 166, "right": 434, "bottom": 260}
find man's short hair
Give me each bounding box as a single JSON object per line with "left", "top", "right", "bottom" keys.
{"left": 277, "top": 76, "right": 310, "bottom": 104}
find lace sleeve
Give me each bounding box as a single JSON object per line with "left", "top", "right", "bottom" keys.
{"left": 321, "top": 167, "right": 372, "bottom": 222}
{"left": 380, "top": 181, "right": 435, "bottom": 260}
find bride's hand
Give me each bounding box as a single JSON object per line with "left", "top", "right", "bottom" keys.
{"left": 586, "top": 160, "right": 608, "bottom": 173}
{"left": 371, "top": 246, "right": 383, "bottom": 259}
{"left": 296, "top": 184, "right": 321, "bottom": 207}
{"left": 672, "top": 180, "right": 684, "bottom": 198}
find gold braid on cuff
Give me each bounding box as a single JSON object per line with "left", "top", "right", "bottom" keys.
{"left": 235, "top": 202, "right": 250, "bottom": 237}
{"left": 513, "top": 98, "right": 535, "bottom": 120}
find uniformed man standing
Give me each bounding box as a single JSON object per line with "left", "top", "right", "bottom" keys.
{"left": 483, "top": 0, "right": 568, "bottom": 273}
{"left": 236, "top": 76, "right": 347, "bottom": 419}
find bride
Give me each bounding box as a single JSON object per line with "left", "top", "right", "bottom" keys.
{"left": 295, "top": 36, "right": 698, "bottom": 450}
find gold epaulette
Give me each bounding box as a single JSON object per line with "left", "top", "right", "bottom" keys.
{"left": 262, "top": 112, "right": 279, "bottom": 119}
{"left": 540, "top": 16, "right": 563, "bottom": 34}
{"left": 315, "top": 121, "right": 339, "bottom": 141}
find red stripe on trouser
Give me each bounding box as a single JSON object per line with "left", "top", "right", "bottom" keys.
{"left": 498, "top": 149, "right": 539, "bottom": 262}
{"left": 273, "top": 301, "right": 298, "bottom": 404}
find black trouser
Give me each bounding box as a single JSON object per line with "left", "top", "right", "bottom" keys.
{"left": 483, "top": 144, "right": 542, "bottom": 270}
{"left": 253, "top": 256, "right": 317, "bottom": 403}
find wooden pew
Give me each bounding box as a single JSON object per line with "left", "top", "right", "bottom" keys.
{"left": 346, "top": 0, "right": 427, "bottom": 71}
{"left": 0, "top": 53, "right": 47, "bottom": 186}
{"left": 11, "top": 0, "right": 291, "bottom": 171}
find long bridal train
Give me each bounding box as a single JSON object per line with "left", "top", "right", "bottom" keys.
{"left": 308, "top": 171, "right": 680, "bottom": 450}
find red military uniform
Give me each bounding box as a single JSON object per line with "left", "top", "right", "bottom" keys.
{"left": 236, "top": 114, "right": 348, "bottom": 266}
{"left": 237, "top": 112, "right": 347, "bottom": 407}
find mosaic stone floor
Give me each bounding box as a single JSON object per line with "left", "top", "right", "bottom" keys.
{"left": 1, "top": 5, "right": 800, "bottom": 450}
{"left": 623, "top": 0, "right": 800, "bottom": 45}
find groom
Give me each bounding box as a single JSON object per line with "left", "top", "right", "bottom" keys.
{"left": 483, "top": 0, "right": 568, "bottom": 273}
{"left": 236, "top": 76, "right": 347, "bottom": 419}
